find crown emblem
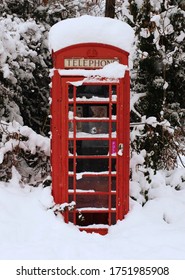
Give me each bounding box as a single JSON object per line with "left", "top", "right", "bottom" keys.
{"left": 87, "top": 48, "right": 98, "bottom": 57}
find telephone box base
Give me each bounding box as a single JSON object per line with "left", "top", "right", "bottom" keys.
{"left": 79, "top": 227, "right": 108, "bottom": 235}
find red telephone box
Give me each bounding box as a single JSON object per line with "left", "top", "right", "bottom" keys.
{"left": 49, "top": 17, "right": 132, "bottom": 234}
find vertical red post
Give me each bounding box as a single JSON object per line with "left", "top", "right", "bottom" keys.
{"left": 51, "top": 70, "right": 62, "bottom": 203}
{"left": 123, "top": 70, "right": 130, "bottom": 214}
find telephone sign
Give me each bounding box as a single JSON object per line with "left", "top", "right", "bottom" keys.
{"left": 64, "top": 58, "right": 119, "bottom": 68}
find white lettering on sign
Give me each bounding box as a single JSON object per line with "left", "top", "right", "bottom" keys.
{"left": 64, "top": 58, "right": 119, "bottom": 69}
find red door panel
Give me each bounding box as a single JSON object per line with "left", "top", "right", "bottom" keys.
{"left": 52, "top": 75, "right": 129, "bottom": 234}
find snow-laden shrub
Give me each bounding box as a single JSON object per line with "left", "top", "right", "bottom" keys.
{"left": 0, "top": 13, "right": 50, "bottom": 134}
{"left": 130, "top": 115, "right": 185, "bottom": 204}
{"left": 130, "top": 116, "right": 181, "bottom": 170}
{"left": 130, "top": 157, "right": 185, "bottom": 205}
{"left": 130, "top": 149, "right": 149, "bottom": 204}
{"left": 0, "top": 121, "right": 50, "bottom": 185}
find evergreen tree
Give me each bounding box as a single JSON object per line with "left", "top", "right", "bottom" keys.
{"left": 128, "top": 0, "right": 185, "bottom": 169}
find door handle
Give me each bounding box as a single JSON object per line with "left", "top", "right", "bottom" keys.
{"left": 118, "top": 143, "right": 123, "bottom": 156}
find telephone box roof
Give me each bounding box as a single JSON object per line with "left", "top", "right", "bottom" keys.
{"left": 48, "top": 15, "right": 134, "bottom": 54}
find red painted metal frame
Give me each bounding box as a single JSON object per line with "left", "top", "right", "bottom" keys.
{"left": 63, "top": 79, "right": 119, "bottom": 226}
{"left": 51, "top": 43, "right": 130, "bottom": 234}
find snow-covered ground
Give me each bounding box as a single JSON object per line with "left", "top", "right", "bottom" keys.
{"left": 0, "top": 167, "right": 185, "bottom": 260}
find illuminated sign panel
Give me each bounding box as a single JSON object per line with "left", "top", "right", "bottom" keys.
{"left": 64, "top": 58, "right": 119, "bottom": 69}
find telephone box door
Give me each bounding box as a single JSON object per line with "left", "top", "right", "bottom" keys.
{"left": 52, "top": 74, "right": 130, "bottom": 234}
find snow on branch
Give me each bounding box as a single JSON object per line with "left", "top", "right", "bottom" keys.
{"left": 0, "top": 121, "right": 50, "bottom": 185}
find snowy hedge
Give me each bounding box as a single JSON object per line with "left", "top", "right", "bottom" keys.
{"left": 0, "top": 121, "right": 50, "bottom": 185}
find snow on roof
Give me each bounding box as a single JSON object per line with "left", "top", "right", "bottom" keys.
{"left": 48, "top": 15, "right": 134, "bottom": 53}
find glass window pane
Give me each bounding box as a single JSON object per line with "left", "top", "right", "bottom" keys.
{"left": 111, "top": 85, "right": 117, "bottom": 101}
{"left": 111, "top": 195, "right": 116, "bottom": 208}
{"left": 81, "top": 122, "right": 109, "bottom": 134}
{"left": 76, "top": 194, "right": 109, "bottom": 209}
{"left": 68, "top": 140, "right": 82, "bottom": 156}
{"left": 112, "top": 104, "right": 116, "bottom": 116}
{"left": 69, "top": 158, "right": 116, "bottom": 172}
{"left": 68, "top": 177, "right": 73, "bottom": 190}
{"left": 76, "top": 85, "right": 109, "bottom": 98}
{"left": 89, "top": 105, "right": 108, "bottom": 118}
{"left": 76, "top": 177, "right": 109, "bottom": 192}
{"left": 68, "top": 85, "right": 74, "bottom": 99}
{"left": 112, "top": 122, "right": 116, "bottom": 133}
{"left": 78, "top": 140, "right": 109, "bottom": 155}
{"left": 111, "top": 177, "right": 116, "bottom": 191}
{"left": 69, "top": 104, "right": 109, "bottom": 118}
{"left": 76, "top": 213, "right": 109, "bottom": 226}
{"left": 112, "top": 159, "right": 116, "bottom": 172}
{"left": 76, "top": 158, "right": 109, "bottom": 172}
{"left": 69, "top": 122, "right": 116, "bottom": 136}
{"left": 111, "top": 213, "right": 116, "bottom": 225}
{"left": 69, "top": 159, "right": 73, "bottom": 172}
{"left": 69, "top": 140, "right": 109, "bottom": 155}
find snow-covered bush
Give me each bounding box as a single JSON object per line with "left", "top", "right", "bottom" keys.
{"left": 129, "top": 115, "right": 184, "bottom": 204}
{"left": 131, "top": 116, "right": 178, "bottom": 170}
{"left": 0, "top": 121, "right": 50, "bottom": 185}
{"left": 0, "top": 10, "right": 50, "bottom": 135}
{"left": 129, "top": 1, "right": 184, "bottom": 174}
